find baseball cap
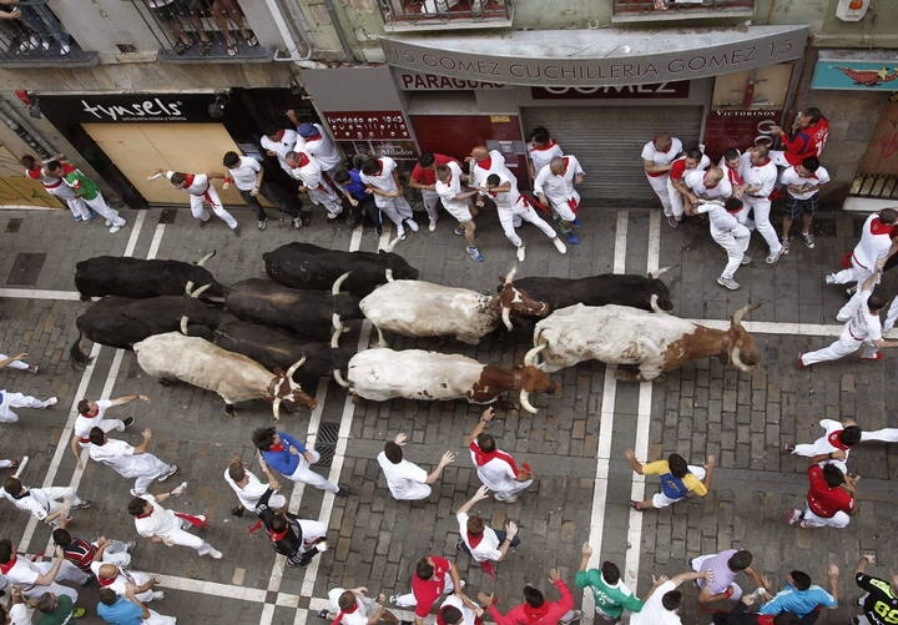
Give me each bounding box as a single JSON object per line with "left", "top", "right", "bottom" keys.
{"left": 298, "top": 123, "right": 317, "bottom": 138}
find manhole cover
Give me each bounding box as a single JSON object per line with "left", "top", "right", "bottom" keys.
{"left": 315, "top": 422, "right": 340, "bottom": 468}
{"left": 5, "top": 218, "right": 22, "bottom": 233}
{"left": 7, "top": 252, "right": 46, "bottom": 286}
{"left": 159, "top": 209, "right": 178, "bottom": 224}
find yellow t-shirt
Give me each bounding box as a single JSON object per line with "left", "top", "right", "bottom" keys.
{"left": 643, "top": 460, "right": 708, "bottom": 498}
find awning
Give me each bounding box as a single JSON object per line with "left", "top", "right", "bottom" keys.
{"left": 381, "top": 25, "right": 808, "bottom": 87}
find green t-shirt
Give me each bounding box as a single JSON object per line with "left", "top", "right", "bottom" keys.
{"left": 63, "top": 168, "right": 99, "bottom": 201}
{"left": 575, "top": 569, "right": 645, "bottom": 619}
{"left": 37, "top": 594, "right": 76, "bottom": 625}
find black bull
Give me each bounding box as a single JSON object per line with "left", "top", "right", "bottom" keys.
{"left": 263, "top": 242, "right": 419, "bottom": 296}
{"left": 501, "top": 274, "right": 675, "bottom": 313}
{"left": 74, "top": 256, "right": 226, "bottom": 301}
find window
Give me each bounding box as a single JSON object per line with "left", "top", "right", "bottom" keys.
{"left": 613, "top": 0, "right": 753, "bottom": 23}
{"left": 0, "top": 0, "right": 94, "bottom": 64}
{"left": 379, "top": 0, "right": 513, "bottom": 31}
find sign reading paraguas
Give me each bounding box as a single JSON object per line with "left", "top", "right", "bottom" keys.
{"left": 382, "top": 25, "right": 808, "bottom": 88}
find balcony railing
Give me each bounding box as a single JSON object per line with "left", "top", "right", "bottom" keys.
{"left": 379, "top": 0, "right": 513, "bottom": 30}
{"left": 0, "top": 0, "right": 97, "bottom": 66}
{"left": 850, "top": 172, "right": 898, "bottom": 200}
{"left": 614, "top": 0, "right": 753, "bottom": 19}
{"left": 129, "top": 0, "right": 271, "bottom": 62}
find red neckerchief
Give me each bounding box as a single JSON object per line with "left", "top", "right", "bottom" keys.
{"left": 562, "top": 156, "right": 570, "bottom": 175}
{"left": 467, "top": 532, "right": 484, "bottom": 548}
{"left": 374, "top": 159, "right": 384, "bottom": 176}
{"left": 706, "top": 181, "right": 719, "bottom": 189}
{"left": 476, "top": 157, "right": 492, "bottom": 170}
{"left": 26, "top": 166, "right": 42, "bottom": 180}
{"left": 270, "top": 443, "right": 285, "bottom": 452}
{"left": 827, "top": 430, "right": 850, "bottom": 451}
{"left": 268, "top": 526, "right": 289, "bottom": 541}
{"left": 758, "top": 616, "right": 775, "bottom": 625}
{"left": 523, "top": 602, "right": 550, "bottom": 620}
{"left": 0, "top": 555, "right": 17, "bottom": 575}
{"left": 755, "top": 157, "right": 771, "bottom": 166}
{"left": 331, "top": 600, "right": 359, "bottom": 625}
{"left": 531, "top": 140, "right": 556, "bottom": 152}
{"left": 135, "top": 508, "right": 153, "bottom": 519}
{"left": 183, "top": 173, "right": 196, "bottom": 188}
{"left": 296, "top": 153, "right": 311, "bottom": 168}
{"left": 305, "top": 132, "right": 322, "bottom": 141}
{"left": 871, "top": 218, "right": 894, "bottom": 236}
{"left": 273, "top": 130, "right": 286, "bottom": 142}
{"left": 98, "top": 572, "right": 118, "bottom": 587}
{"left": 469, "top": 442, "right": 521, "bottom": 477}
{"left": 83, "top": 408, "right": 99, "bottom": 418}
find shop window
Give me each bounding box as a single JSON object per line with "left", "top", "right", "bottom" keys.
{"left": 379, "top": 0, "right": 513, "bottom": 31}
{"left": 128, "top": 0, "right": 270, "bottom": 61}
{"left": 613, "top": 0, "right": 753, "bottom": 23}
{"left": 0, "top": 0, "right": 96, "bottom": 66}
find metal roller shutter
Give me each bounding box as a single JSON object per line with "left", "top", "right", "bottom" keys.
{"left": 522, "top": 106, "right": 704, "bottom": 206}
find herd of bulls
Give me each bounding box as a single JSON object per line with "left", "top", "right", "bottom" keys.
{"left": 70, "top": 242, "right": 762, "bottom": 419}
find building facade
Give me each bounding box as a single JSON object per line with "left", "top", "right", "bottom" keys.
{"left": 0, "top": 0, "right": 895, "bottom": 209}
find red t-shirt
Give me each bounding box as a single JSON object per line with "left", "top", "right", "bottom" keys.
{"left": 805, "top": 465, "right": 854, "bottom": 518}
{"left": 410, "top": 154, "right": 457, "bottom": 186}
{"left": 412, "top": 556, "right": 450, "bottom": 617}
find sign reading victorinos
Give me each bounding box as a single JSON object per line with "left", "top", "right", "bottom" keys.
{"left": 382, "top": 26, "right": 808, "bottom": 87}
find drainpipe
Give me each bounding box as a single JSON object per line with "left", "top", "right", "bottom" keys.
{"left": 0, "top": 99, "right": 55, "bottom": 158}
{"left": 321, "top": 0, "right": 358, "bottom": 62}
{"left": 265, "top": 0, "right": 314, "bottom": 61}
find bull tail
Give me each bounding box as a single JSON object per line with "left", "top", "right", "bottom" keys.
{"left": 69, "top": 330, "right": 93, "bottom": 369}
{"left": 649, "top": 264, "right": 678, "bottom": 279}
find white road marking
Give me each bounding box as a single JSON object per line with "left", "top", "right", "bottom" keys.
{"left": 124, "top": 209, "right": 148, "bottom": 257}
{"left": 0, "top": 288, "right": 81, "bottom": 301}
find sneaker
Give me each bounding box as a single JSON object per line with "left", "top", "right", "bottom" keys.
{"left": 317, "top": 609, "right": 332, "bottom": 620}
{"left": 553, "top": 238, "right": 567, "bottom": 254}
{"left": 292, "top": 216, "right": 303, "bottom": 230}
{"left": 467, "top": 246, "right": 485, "bottom": 262}
{"left": 152, "top": 591, "right": 165, "bottom": 601}
{"left": 257, "top": 219, "right": 269, "bottom": 231}
{"left": 129, "top": 488, "right": 141, "bottom": 497}
{"left": 122, "top": 416, "right": 135, "bottom": 429}
{"left": 846, "top": 286, "right": 857, "bottom": 297}
{"left": 453, "top": 226, "right": 465, "bottom": 236}
{"left": 666, "top": 216, "right": 680, "bottom": 229}
{"left": 717, "top": 276, "right": 740, "bottom": 291}
{"left": 27, "top": 364, "right": 38, "bottom": 374}
{"left": 231, "top": 505, "right": 245, "bottom": 517}
{"left": 786, "top": 509, "right": 802, "bottom": 526}
{"left": 783, "top": 442, "right": 796, "bottom": 453}
{"left": 740, "top": 255, "right": 752, "bottom": 266}
{"left": 516, "top": 245, "right": 526, "bottom": 262}
{"left": 565, "top": 232, "right": 580, "bottom": 245}
{"left": 73, "top": 216, "right": 83, "bottom": 223}
{"left": 825, "top": 273, "right": 837, "bottom": 285}
{"left": 860, "top": 352, "right": 884, "bottom": 362}
{"left": 389, "top": 595, "right": 400, "bottom": 606}
{"left": 73, "top": 607, "right": 86, "bottom": 619}
{"left": 405, "top": 218, "right": 419, "bottom": 233}
{"left": 207, "top": 548, "right": 223, "bottom": 560}
{"left": 334, "top": 485, "right": 350, "bottom": 497}
{"left": 571, "top": 217, "right": 582, "bottom": 228}
{"left": 232, "top": 225, "right": 241, "bottom": 237}
{"left": 560, "top": 610, "right": 583, "bottom": 625}
{"left": 198, "top": 218, "right": 209, "bottom": 228}
{"left": 171, "top": 481, "right": 188, "bottom": 496}
{"left": 45, "top": 397, "right": 58, "bottom": 407}
{"left": 802, "top": 232, "right": 815, "bottom": 249}
{"left": 375, "top": 225, "right": 383, "bottom": 237}
{"left": 109, "top": 224, "right": 123, "bottom": 234}
{"left": 782, "top": 239, "right": 790, "bottom": 254}
{"left": 429, "top": 218, "right": 438, "bottom": 232}
{"left": 104, "top": 220, "right": 112, "bottom": 227}
{"left": 765, "top": 246, "right": 785, "bottom": 264}
{"left": 7, "top": 459, "right": 20, "bottom": 470}
{"left": 797, "top": 353, "right": 808, "bottom": 370}
{"left": 456, "top": 539, "right": 465, "bottom": 551}
{"left": 70, "top": 500, "right": 93, "bottom": 510}
{"left": 158, "top": 464, "right": 178, "bottom": 482}
{"left": 327, "top": 211, "right": 340, "bottom": 220}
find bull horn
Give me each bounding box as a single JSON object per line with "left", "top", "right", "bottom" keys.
{"left": 524, "top": 344, "right": 546, "bottom": 367}
{"left": 185, "top": 280, "right": 194, "bottom": 297}
{"left": 190, "top": 284, "right": 212, "bottom": 299}
{"left": 180, "top": 315, "right": 189, "bottom": 335}
{"left": 385, "top": 237, "right": 401, "bottom": 253}
{"left": 503, "top": 262, "right": 518, "bottom": 285}
{"left": 271, "top": 398, "right": 282, "bottom": 421}
{"left": 649, "top": 265, "right": 677, "bottom": 279}
{"left": 519, "top": 391, "right": 538, "bottom": 414}
{"left": 195, "top": 250, "right": 217, "bottom": 267}
{"left": 332, "top": 272, "right": 350, "bottom": 295}
{"left": 385, "top": 268, "right": 394, "bottom": 283}
{"left": 331, "top": 324, "right": 342, "bottom": 349}
{"left": 731, "top": 302, "right": 761, "bottom": 327}
{"left": 649, "top": 294, "right": 663, "bottom": 313}
{"left": 731, "top": 345, "right": 752, "bottom": 372}
{"left": 333, "top": 368, "right": 350, "bottom": 388}
{"left": 286, "top": 355, "right": 307, "bottom": 380}
{"left": 501, "top": 306, "right": 513, "bottom": 331}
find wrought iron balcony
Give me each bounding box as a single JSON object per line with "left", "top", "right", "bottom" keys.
{"left": 379, "top": 0, "right": 513, "bottom": 32}
{"left": 613, "top": 0, "right": 754, "bottom": 22}
{"left": 0, "top": 0, "right": 97, "bottom": 67}
{"left": 128, "top": 0, "right": 271, "bottom": 62}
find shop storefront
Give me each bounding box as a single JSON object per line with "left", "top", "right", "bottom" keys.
{"left": 38, "top": 89, "right": 313, "bottom": 209}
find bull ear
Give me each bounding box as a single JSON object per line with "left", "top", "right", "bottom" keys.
{"left": 272, "top": 367, "right": 285, "bottom": 376}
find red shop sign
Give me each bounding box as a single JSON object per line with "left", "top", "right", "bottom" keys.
{"left": 324, "top": 111, "right": 410, "bottom": 140}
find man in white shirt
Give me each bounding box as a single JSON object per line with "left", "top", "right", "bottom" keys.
{"left": 826, "top": 209, "right": 898, "bottom": 292}
{"left": 325, "top": 587, "right": 400, "bottom": 625}
{"left": 683, "top": 166, "right": 733, "bottom": 210}
{"left": 0, "top": 350, "right": 38, "bottom": 374}
{"left": 739, "top": 144, "right": 784, "bottom": 264}
{"left": 0, "top": 540, "right": 89, "bottom": 601}
{"left": 223, "top": 455, "right": 286, "bottom": 517}
{"left": 435, "top": 162, "right": 483, "bottom": 262}
{"left": 455, "top": 485, "right": 519, "bottom": 565}
{"left": 0, "top": 389, "right": 56, "bottom": 424}
{"left": 642, "top": 134, "right": 683, "bottom": 218}
{"left": 285, "top": 151, "right": 344, "bottom": 219}
{"left": 467, "top": 145, "right": 518, "bottom": 189}
{"left": 483, "top": 173, "right": 567, "bottom": 262}
{"left": 779, "top": 156, "right": 830, "bottom": 251}
{"left": 127, "top": 487, "right": 222, "bottom": 559}
{"left": 666, "top": 148, "right": 709, "bottom": 228}
{"left": 533, "top": 155, "right": 585, "bottom": 245}
{"left": 696, "top": 198, "right": 752, "bottom": 291}
{"left": 800, "top": 267, "right": 898, "bottom": 368}
{"left": 261, "top": 125, "right": 300, "bottom": 176}
{"left": 71, "top": 394, "right": 144, "bottom": 470}
{"left": 360, "top": 156, "right": 419, "bottom": 240}
{"left": 630, "top": 569, "right": 711, "bottom": 625}
{"left": 377, "top": 433, "right": 455, "bottom": 501}
{"left": 295, "top": 120, "right": 343, "bottom": 174}
{"left": 528, "top": 127, "right": 564, "bottom": 179}
{"left": 221, "top": 151, "right": 302, "bottom": 231}
{"left": 438, "top": 595, "right": 484, "bottom": 625}
{"left": 157, "top": 169, "right": 239, "bottom": 234}
{"left": 88, "top": 427, "right": 178, "bottom": 497}
{"left": 1, "top": 477, "right": 90, "bottom": 527}
{"left": 93, "top": 562, "right": 163, "bottom": 604}
{"left": 465, "top": 408, "right": 533, "bottom": 503}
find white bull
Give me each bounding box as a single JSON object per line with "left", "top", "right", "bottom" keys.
{"left": 349, "top": 264, "right": 548, "bottom": 346}
{"left": 531, "top": 302, "right": 760, "bottom": 381}
{"left": 133, "top": 332, "right": 316, "bottom": 418}
{"left": 332, "top": 346, "right": 558, "bottom": 413}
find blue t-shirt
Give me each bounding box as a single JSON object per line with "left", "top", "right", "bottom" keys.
{"left": 97, "top": 597, "right": 143, "bottom": 625}
{"left": 260, "top": 431, "right": 307, "bottom": 476}
{"left": 759, "top": 584, "right": 838, "bottom": 617}
{"left": 341, "top": 169, "right": 368, "bottom": 201}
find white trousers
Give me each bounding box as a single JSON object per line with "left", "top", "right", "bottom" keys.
{"left": 288, "top": 449, "right": 339, "bottom": 493}
{"left": 377, "top": 196, "right": 414, "bottom": 231}
{"left": 0, "top": 391, "right": 54, "bottom": 423}
{"left": 801, "top": 333, "right": 877, "bottom": 366}
{"left": 883, "top": 297, "right": 898, "bottom": 332}
{"left": 831, "top": 257, "right": 875, "bottom": 287}
{"left": 48, "top": 184, "right": 90, "bottom": 220}
{"left": 394, "top": 576, "right": 456, "bottom": 608}
{"left": 421, "top": 189, "right": 440, "bottom": 222}
{"left": 146, "top": 610, "right": 178, "bottom": 625}
{"left": 83, "top": 192, "right": 126, "bottom": 227}
{"left": 741, "top": 196, "right": 781, "bottom": 253}
{"left": 162, "top": 521, "right": 218, "bottom": 555}
{"left": 99, "top": 540, "right": 132, "bottom": 567}
{"left": 491, "top": 478, "right": 533, "bottom": 501}
{"left": 646, "top": 174, "right": 672, "bottom": 213}
{"left": 651, "top": 465, "right": 706, "bottom": 508}
{"left": 548, "top": 192, "right": 579, "bottom": 222}
{"left": 299, "top": 519, "right": 327, "bottom": 545}
{"left": 498, "top": 205, "right": 556, "bottom": 248}
{"left": 801, "top": 505, "right": 850, "bottom": 529}
{"left": 792, "top": 438, "right": 848, "bottom": 474}
{"left": 862, "top": 428, "right": 898, "bottom": 443}
{"left": 666, "top": 178, "right": 686, "bottom": 219}
{"left": 21, "top": 560, "right": 90, "bottom": 600}
{"left": 0, "top": 354, "right": 30, "bottom": 371}
{"left": 123, "top": 454, "right": 174, "bottom": 495}
{"left": 712, "top": 230, "right": 750, "bottom": 280}
{"left": 189, "top": 186, "right": 238, "bottom": 229}
{"left": 308, "top": 183, "right": 343, "bottom": 215}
